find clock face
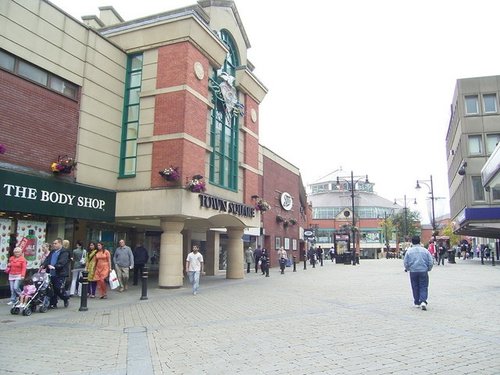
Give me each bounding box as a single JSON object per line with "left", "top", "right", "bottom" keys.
{"left": 280, "top": 192, "right": 293, "bottom": 211}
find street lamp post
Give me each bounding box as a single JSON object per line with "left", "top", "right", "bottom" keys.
{"left": 416, "top": 175, "right": 437, "bottom": 234}
{"left": 337, "top": 171, "right": 369, "bottom": 266}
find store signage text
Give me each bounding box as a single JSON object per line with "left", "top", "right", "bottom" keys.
{"left": 3, "top": 184, "right": 106, "bottom": 210}
{"left": 199, "top": 193, "right": 255, "bottom": 218}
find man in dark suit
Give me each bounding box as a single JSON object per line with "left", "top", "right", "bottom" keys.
{"left": 43, "top": 238, "right": 70, "bottom": 308}
{"left": 132, "top": 243, "right": 149, "bottom": 285}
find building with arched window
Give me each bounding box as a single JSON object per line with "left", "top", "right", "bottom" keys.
{"left": 0, "top": 0, "right": 309, "bottom": 289}
{"left": 308, "top": 173, "right": 402, "bottom": 259}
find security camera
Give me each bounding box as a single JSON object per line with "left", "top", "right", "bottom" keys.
{"left": 458, "top": 161, "right": 467, "bottom": 176}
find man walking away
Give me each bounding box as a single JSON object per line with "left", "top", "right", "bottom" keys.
{"left": 185, "top": 245, "right": 204, "bottom": 295}
{"left": 404, "top": 235, "right": 434, "bottom": 310}
{"left": 132, "top": 243, "right": 149, "bottom": 285}
{"left": 113, "top": 239, "right": 134, "bottom": 292}
{"left": 245, "top": 246, "right": 253, "bottom": 273}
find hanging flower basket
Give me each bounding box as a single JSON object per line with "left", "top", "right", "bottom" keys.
{"left": 255, "top": 198, "right": 271, "bottom": 212}
{"left": 276, "top": 215, "right": 285, "bottom": 223}
{"left": 288, "top": 218, "right": 297, "bottom": 225}
{"left": 159, "top": 166, "right": 180, "bottom": 182}
{"left": 186, "top": 175, "right": 206, "bottom": 193}
{"left": 51, "top": 155, "right": 76, "bottom": 174}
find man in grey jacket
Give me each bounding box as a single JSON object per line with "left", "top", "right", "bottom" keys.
{"left": 113, "top": 239, "right": 134, "bottom": 292}
{"left": 403, "top": 235, "right": 434, "bottom": 310}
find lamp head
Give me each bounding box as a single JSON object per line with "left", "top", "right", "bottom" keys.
{"left": 415, "top": 180, "right": 421, "bottom": 189}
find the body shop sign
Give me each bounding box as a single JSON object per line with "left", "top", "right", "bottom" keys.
{"left": 0, "top": 169, "right": 116, "bottom": 222}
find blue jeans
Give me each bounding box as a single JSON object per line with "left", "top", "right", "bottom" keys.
{"left": 9, "top": 278, "right": 22, "bottom": 303}
{"left": 409, "top": 271, "right": 429, "bottom": 305}
{"left": 187, "top": 271, "right": 200, "bottom": 293}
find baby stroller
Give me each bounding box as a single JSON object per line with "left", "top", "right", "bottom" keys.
{"left": 11, "top": 272, "right": 53, "bottom": 316}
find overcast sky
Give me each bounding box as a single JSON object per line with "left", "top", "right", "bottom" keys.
{"left": 50, "top": 0, "right": 500, "bottom": 224}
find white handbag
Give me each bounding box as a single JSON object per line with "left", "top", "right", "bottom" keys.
{"left": 108, "top": 270, "right": 120, "bottom": 289}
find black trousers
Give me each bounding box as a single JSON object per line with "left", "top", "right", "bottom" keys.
{"left": 50, "top": 276, "right": 68, "bottom": 306}
{"left": 133, "top": 264, "right": 145, "bottom": 285}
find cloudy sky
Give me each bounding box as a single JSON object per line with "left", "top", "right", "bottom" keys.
{"left": 51, "top": 0, "right": 500, "bottom": 223}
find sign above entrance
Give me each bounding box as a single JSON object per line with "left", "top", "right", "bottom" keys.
{"left": 198, "top": 193, "right": 255, "bottom": 218}
{"left": 0, "top": 169, "right": 116, "bottom": 222}
{"left": 280, "top": 192, "right": 293, "bottom": 211}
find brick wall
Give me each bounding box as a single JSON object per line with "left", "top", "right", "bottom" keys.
{"left": 152, "top": 42, "right": 210, "bottom": 187}
{"left": 0, "top": 70, "right": 79, "bottom": 173}
{"left": 262, "top": 155, "right": 301, "bottom": 264}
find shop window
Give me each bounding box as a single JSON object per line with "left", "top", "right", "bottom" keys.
{"left": 471, "top": 176, "right": 485, "bottom": 201}
{"left": 492, "top": 186, "right": 500, "bottom": 201}
{"left": 275, "top": 236, "right": 281, "bottom": 250}
{"left": 465, "top": 95, "right": 479, "bottom": 115}
{"left": 119, "top": 54, "right": 143, "bottom": 177}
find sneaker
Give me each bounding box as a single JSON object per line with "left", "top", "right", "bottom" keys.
{"left": 414, "top": 304, "right": 420, "bottom": 308}
{"left": 64, "top": 299, "right": 69, "bottom": 308}
{"left": 420, "top": 302, "right": 427, "bottom": 311}
{"left": 7, "top": 301, "right": 14, "bottom": 306}
{"left": 193, "top": 291, "right": 197, "bottom": 295}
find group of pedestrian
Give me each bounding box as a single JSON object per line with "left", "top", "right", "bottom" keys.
{"left": 5, "top": 238, "right": 150, "bottom": 308}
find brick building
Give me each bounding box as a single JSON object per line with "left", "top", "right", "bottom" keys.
{"left": 0, "top": 0, "right": 307, "bottom": 289}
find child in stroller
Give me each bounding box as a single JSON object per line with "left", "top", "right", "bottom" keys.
{"left": 17, "top": 278, "right": 36, "bottom": 308}
{"left": 11, "top": 272, "right": 52, "bottom": 316}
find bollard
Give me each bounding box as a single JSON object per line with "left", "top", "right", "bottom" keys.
{"left": 320, "top": 257, "right": 323, "bottom": 267}
{"left": 492, "top": 249, "right": 496, "bottom": 267}
{"left": 303, "top": 256, "right": 307, "bottom": 270}
{"left": 312, "top": 257, "right": 316, "bottom": 268}
{"left": 79, "top": 270, "right": 88, "bottom": 312}
{"left": 293, "top": 256, "right": 297, "bottom": 272}
{"left": 140, "top": 266, "right": 148, "bottom": 300}
{"left": 265, "top": 259, "right": 270, "bottom": 277}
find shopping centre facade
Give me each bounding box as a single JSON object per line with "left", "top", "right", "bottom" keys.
{"left": 0, "top": 0, "right": 309, "bottom": 288}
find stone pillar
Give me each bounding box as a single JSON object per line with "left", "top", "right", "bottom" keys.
{"left": 205, "top": 230, "right": 219, "bottom": 276}
{"left": 226, "top": 227, "right": 244, "bottom": 279}
{"left": 158, "top": 220, "right": 184, "bottom": 288}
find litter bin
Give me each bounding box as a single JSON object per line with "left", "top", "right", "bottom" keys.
{"left": 447, "top": 250, "right": 456, "bottom": 264}
{"left": 344, "top": 251, "right": 352, "bottom": 265}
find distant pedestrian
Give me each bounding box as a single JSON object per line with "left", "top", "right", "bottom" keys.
{"left": 277, "top": 247, "right": 287, "bottom": 274}
{"left": 85, "top": 242, "right": 98, "bottom": 298}
{"left": 260, "top": 249, "right": 269, "bottom": 275}
{"left": 6, "top": 247, "right": 27, "bottom": 305}
{"left": 329, "top": 246, "right": 335, "bottom": 262}
{"left": 185, "top": 245, "right": 204, "bottom": 295}
{"left": 113, "top": 239, "right": 134, "bottom": 292}
{"left": 254, "top": 246, "right": 262, "bottom": 273}
{"left": 404, "top": 235, "right": 434, "bottom": 310}
{"left": 70, "top": 240, "right": 85, "bottom": 296}
{"left": 132, "top": 243, "right": 149, "bottom": 285}
{"left": 437, "top": 241, "right": 447, "bottom": 266}
{"left": 245, "top": 246, "right": 254, "bottom": 273}
{"left": 94, "top": 242, "right": 111, "bottom": 299}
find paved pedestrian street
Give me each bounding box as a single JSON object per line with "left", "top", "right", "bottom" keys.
{"left": 1, "top": 258, "right": 499, "bottom": 375}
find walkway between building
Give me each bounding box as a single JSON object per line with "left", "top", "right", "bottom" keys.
{"left": 1, "top": 258, "right": 499, "bottom": 374}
